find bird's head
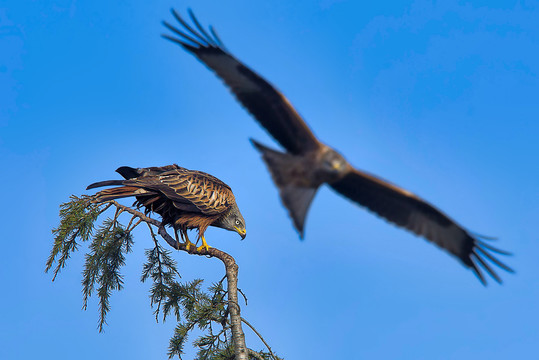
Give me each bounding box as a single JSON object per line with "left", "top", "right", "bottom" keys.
{"left": 321, "top": 148, "right": 348, "bottom": 176}
{"left": 217, "top": 203, "right": 247, "bottom": 240}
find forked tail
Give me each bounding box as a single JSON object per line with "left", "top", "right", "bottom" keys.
{"left": 86, "top": 180, "right": 154, "bottom": 203}
{"left": 250, "top": 138, "right": 317, "bottom": 238}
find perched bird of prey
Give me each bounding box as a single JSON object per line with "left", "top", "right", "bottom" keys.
{"left": 162, "top": 10, "right": 512, "bottom": 283}
{"left": 87, "top": 164, "right": 246, "bottom": 251}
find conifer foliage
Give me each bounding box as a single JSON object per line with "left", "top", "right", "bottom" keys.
{"left": 46, "top": 195, "right": 280, "bottom": 360}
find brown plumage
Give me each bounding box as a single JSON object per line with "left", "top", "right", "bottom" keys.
{"left": 161, "top": 9, "right": 513, "bottom": 284}
{"left": 87, "top": 164, "right": 246, "bottom": 251}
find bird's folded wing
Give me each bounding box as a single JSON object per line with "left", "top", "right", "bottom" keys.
{"left": 125, "top": 170, "right": 232, "bottom": 216}
{"left": 116, "top": 164, "right": 185, "bottom": 179}
{"left": 162, "top": 9, "right": 322, "bottom": 155}
{"left": 329, "top": 168, "right": 513, "bottom": 284}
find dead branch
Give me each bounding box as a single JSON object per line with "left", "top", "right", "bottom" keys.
{"left": 242, "top": 317, "right": 277, "bottom": 360}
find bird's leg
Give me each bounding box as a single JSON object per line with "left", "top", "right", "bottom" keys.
{"left": 174, "top": 230, "right": 181, "bottom": 249}
{"left": 196, "top": 235, "right": 211, "bottom": 252}
{"left": 183, "top": 231, "right": 195, "bottom": 251}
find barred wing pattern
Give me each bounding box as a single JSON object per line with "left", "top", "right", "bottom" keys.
{"left": 124, "top": 167, "right": 234, "bottom": 216}
{"left": 162, "top": 9, "right": 322, "bottom": 155}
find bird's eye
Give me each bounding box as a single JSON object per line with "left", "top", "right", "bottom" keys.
{"left": 235, "top": 220, "right": 240, "bottom": 225}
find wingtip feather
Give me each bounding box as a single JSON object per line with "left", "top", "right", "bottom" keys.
{"left": 472, "top": 251, "right": 502, "bottom": 284}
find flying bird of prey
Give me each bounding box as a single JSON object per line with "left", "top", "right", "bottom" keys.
{"left": 87, "top": 164, "right": 246, "bottom": 251}
{"left": 162, "top": 10, "right": 512, "bottom": 283}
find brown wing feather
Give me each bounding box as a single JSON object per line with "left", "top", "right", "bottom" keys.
{"left": 330, "top": 168, "right": 513, "bottom": 284}
{"left": 116, "top": 164, "right": 184, "bottom": 179}
{"left": 162, "top": 9, "right": 322, "bottom": 155}
{"left": 124, "top": 168, "right": 234, "bottom": 216}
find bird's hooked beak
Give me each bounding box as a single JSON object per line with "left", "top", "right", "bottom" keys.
{"left": 234, "top": 226, "right": 247, "bottom": 240}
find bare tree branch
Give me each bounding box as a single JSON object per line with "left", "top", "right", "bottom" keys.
{"left": 242, "top": 318, "right": 277, "bottom": 360}
{"left": 223, "top": 255, "right": 248, "bottom": 360}
{"left": 238, "top": 288, "right": 248, "bottom": 305}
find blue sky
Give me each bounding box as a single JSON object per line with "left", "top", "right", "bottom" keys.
{"left": 1, "top": 0, "right": 538, "bottom": 358}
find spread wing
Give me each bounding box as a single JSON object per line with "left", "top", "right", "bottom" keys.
{"left": 124, "top": 168, "right": 234, "bottom": 216}
{"left": 330, "top": 168, "right": 513, "bottom": 285}
{"left": 162, "top": 9, "right": 322, "bottom": 155}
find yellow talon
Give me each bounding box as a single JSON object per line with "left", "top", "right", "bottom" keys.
{"left": 182, "top": 232, "right": 195, "bottom": 251}
{"left": 184, "top": 239, "right": 195, "bottom": 251}
{"left": 196, "top": 236, "right": 211, "bottom": 252}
